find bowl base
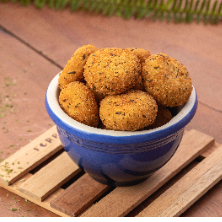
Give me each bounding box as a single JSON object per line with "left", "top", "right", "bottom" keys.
{"left": 90, "top": 175, "right": 149, "bottom": 187}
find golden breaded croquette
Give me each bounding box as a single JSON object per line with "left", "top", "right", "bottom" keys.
{"left": 133, "top": 74, "right": 145, "bottom": 91}
{"left": 58, "top": 44, "right": 98, "bottom": 89}
{"left": 125, "top": 48, "right": 147, "bottom": 91}
{"left": 86, "top": 82, "right": 106, "bottom": 103}
{"left": 59, "top": 81, "right": 99, "bottom": 127}
{"left": 125, "top": 48, "right": 151, "bottom": 64}
{"left": 84, "top": 48, "right": 141, "bottom": 97}
{"left": 99, "top": 90, "right": 158, "bottom": 131}
{"left": 148, "top": 106, "right": 172, "bottom": 129}
{"left": 142, "top": 53, "right": 193, "bottom": 107}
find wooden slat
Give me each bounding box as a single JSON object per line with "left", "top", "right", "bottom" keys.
{"left": 200, "top": 142, "right": 221, "bottom": 158}
{"left": 0, "top": 126, "right": 63, "bottom": 185}
{"left": 50, "top": 173, "right": 111, "bottom": 217}
{"left": 137, "top": 145, "right": 222, "bottom": 217}
{"left": 81, "top": 129, "right": 214, "bottom": 217}
{"left": 51, "top": 129, "right": 187, "bottom": 217}
{"left": 18, "top": 151, "right": 81, "bottom": 201}
{"left": 0, "top": 173, "right": 69, "bottom": 217}
{"left": 0, "top": 15, "right": 62, "bottom": 217}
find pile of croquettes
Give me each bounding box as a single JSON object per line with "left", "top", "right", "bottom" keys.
{"left": 58, "top": 44, "right": 193, "bottom": 131}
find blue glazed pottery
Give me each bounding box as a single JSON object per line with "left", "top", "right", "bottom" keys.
{"left": 45, "top": 73, "right": 198, "bottom": 186}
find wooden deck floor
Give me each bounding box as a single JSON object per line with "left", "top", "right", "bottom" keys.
{"left": 0, "top": 2, "right": 222, "bottom": 217}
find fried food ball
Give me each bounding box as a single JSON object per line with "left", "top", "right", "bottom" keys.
{"left": 59, "top": 81, "right": 99, "bottom": 127}
{"left": 142, "top": 53, "right": 193, "bottom": 107}
{"left": 86, "top": 82, "right": 106, "bottom": 103}
{"left": 125, "top": 48, "right": 151, "bottom": 64}
{"left": 125, "top": 48, "right": 148, "bottom": 91}
{"left": 99, "top": 90, "right": 158, "bottom": 131}
{"left": 148, "top": 106, "right": 172, "bottom": 129}
{"left": 58, "top": 44, "right": 98, "bottom": 89}
{"left": 133, "top": 74, "right": 145, "bottom": 91}
{"left": 84, "top": 48, "right": 141, "bottom": 97}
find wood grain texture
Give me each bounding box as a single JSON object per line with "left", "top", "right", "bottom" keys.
{"left": 0, "top": 21, "right": 60, "bottom": 216}
{"left": 137, "top": 145, "right": 222, "bottom": 217}
{"left": 0, "top": 173, "right": 68, "bottom": 217}
{"left": 0, "top": 20, "right": 61, "bottom": 162}
{"left": 181, "top": 180, "right": 222, "bottom": 217}
{"left": 50, "top": 173, "right": 111, "bottom": 216}
{"left": 0, "top": 126, "right": 62, "bottom": 185}
{"left": 200, "top": 142, "right": 221, "bottom": 159}
{"left": 18, "top": 151, "right": 81, "bottom": 201}
{"left": 126, "top": 160, "right": 199, "bottom": 217}
{"left": 81, "top": 129, "right": 214, "bottom": 217}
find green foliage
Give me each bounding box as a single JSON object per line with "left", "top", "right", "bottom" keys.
{"left": 2, "top": 0, "right": 222, "bottom": 24}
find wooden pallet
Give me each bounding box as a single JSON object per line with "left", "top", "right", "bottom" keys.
{"left": 0, "top": 125, "right": 222, "bottom": 217}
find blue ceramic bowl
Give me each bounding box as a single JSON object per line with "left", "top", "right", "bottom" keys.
{"left": 45, "top": 73, "right": 198, "bottom": 186}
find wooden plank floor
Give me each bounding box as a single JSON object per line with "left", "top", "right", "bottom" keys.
{"left": 1, "top": 2, "right": 222, "bottom": 145}
{"left": 0, "top": 1, "right": 222, "bottom": 217}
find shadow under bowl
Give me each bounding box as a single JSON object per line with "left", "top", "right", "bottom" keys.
{"left": 45, "top": 73, "right": 198, "bottom": 186}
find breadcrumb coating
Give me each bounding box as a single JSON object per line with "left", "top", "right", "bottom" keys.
{"left": 86, "top": 82, "right": 106, "bottom": 103}
{"left": 99, "top": 90, "right": 158, "bottom": 131}
{"left": 125, "top": 48, "right": 148, "bottom": 91}
{"left": 133, "top": 74, "right": 145, "bottom": 91}
{"left": 148, "top": 106, "right": 172, "bottom": 129}
{"left": 59, "top": 81, "right": 99, "bottom": 127}
{"left": 57, "top": 45, "right": 193, "bottom": 131}
{"left": 142, "top": 53, "right": 192, "bottom": 107}
{"left": 58, "top": 44, "right": 98, "bottom": 89}
{"left": 84, "top": 48, "right": 141, "bottom": 96}
{"left": 125, "top": 48, "right": 151, "bottom": 64}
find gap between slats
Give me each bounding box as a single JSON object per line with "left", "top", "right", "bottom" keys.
{"left": 18, "top": 151, "right": 81, "bottom": 202}
{"left": 0, "top": 128, "right": 219, "bottom": 217}
{"left": 80, "top": 129, "right": 214, "bottom": 217}
{"left": 0, "top": 125, "right": 62, "bottom": 185}
{"left": 137, "top": 145, "right": 222, "bottom": 217}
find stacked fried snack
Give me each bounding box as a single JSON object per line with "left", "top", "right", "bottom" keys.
{"left": 58, "top": 44, "right": 192, "bottom": 131}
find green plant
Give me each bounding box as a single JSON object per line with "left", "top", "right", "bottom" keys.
{"left": 2, "top": 0, "right": 222, "bottom": 24}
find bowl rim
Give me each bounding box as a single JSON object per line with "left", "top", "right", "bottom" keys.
{"left": 45, "top": 73, "right": 198, "bottom": 144}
